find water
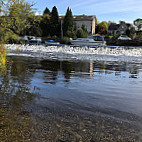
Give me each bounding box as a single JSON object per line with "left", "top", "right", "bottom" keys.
{"left": 1, "top": 47, "right": 142, "bottom": 141}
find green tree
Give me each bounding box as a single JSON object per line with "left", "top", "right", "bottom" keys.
{"left": 0, "top": 44, "right": 6, "bottom": 66}
{"left": 134, "top": 19, "right": 142, "bottom": 31}
{"left": 0, "top": 0, "right": 35, "bottom": 42}
{"left": 43, "top": 7, "right": 50, "bottom": 16}
{"left": 126, "top": 27, "right": 136, "bottom": 37}
{"left": 95, "top": 18, "right": 99, "bottom": 25}
{"left": 50, "top": 6, "right": 60, "bottom": 37}
{"left": 25, "top": 16, "right": 42, "bottom": 37}
{"left": 0, "top": 0, "right": 35, "bottom": 66}
{"left": 62, "top": 7, "right": 75, "bottom": 37}
{"left": 76, "top": 25, "right": 88, "bottom": 38}
{"left": 130, "top": 27, "right": 136, "bottom": 35}
{"left": 40, "top": 13, "right": 50, "bottom": 37}
{"left": 98, "top": 21, "right": 108, "bottom": 35}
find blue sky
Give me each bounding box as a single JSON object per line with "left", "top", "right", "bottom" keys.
{"left": 32, "top": 0, "right": 142, "bottom": 23}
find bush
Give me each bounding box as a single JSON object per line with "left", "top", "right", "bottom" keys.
{"left": 52, "top": 35, "right": 57, "bottom": 39}
{"left": 111, "top": 33, "right": 121, "bottom": 40}
{"left": 0, "top": 44, "right": 6, "bottom": 66}
{"left": 135, "top": 34, "right": 142, "bottom": 40}
{"left": 66, "top": 30, "right": 76, "bottom": 38}
{"left": 60, "top": 37, "right": 70, "bottom": 44}
{"left": 76, "top": 28, "right": 88, "bottom": 38}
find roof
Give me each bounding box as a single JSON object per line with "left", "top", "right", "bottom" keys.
{"left": 59, "top": 15, "right": 96, "bottom": 21}
{"left": 73, "top": 15, "right": 95, "bottom": 21}
{"left": 108, "top": 24, "right": 119, "bottom": 30}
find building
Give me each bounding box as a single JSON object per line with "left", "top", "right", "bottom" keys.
{"left": 60, "top": 15, "right": 96, "bottom": 36}
{"left": 108, "top": 21, "right": 132, "bottom": 35}
{"left": 73, "top": 15, "right": 96, "bottom": 35}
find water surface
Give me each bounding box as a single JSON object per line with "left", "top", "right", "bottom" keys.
{"left": 1, "top": 55, "right": 142, "bottom": 141}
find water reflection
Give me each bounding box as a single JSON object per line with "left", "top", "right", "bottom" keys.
{"left": 0, "top": 57, "right": 37, "bottom": 141}
{"left": 39, "top": 59, "right": 141, "bottom": 82}
{"left": 0, "top": 56, "right": 142, "bottom": 141}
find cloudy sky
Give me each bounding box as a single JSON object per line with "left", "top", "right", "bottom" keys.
{"left": 32, "top": 0, "right": 142, "bottom": 23}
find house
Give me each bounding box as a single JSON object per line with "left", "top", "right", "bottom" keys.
{"left": 108, "top": 21, "right": 132, "bottom": 35}
{"left": 60, "top": 15, "right": 96, "bottom": 36}
{"left": 73, "top": 15, "right": 96, "bottom": 35}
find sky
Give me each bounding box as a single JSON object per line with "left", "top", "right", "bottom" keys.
{"left": 32, "top": 0, "right": 142, "bottom": 23}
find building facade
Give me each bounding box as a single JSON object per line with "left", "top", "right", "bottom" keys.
{"left": 73, "top": 15, "right": 96, "bottom": 34}
{"left": 60, "top": 15, "right": 96, "bottom": 36}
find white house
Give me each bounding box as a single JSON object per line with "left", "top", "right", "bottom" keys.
{"left": 60, "top": 15, "right": 96, "bottom": 36}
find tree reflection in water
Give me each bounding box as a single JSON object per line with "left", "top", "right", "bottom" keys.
{"left": 0, "top": 58, "right": 36, "bottom": 141}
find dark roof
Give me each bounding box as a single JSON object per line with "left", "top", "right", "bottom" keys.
{"left": 59, "top": 15, "right": 96, "bottom": 21}
{"left": 108, "top": 24, "right": 119, "bottom": 30}
{"left": 73, "top": 15, "right": 95, "bottom": 21}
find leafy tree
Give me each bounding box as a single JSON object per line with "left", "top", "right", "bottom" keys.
{"left": 0, "top": 0, "right": 35, "bottom": 65}
{"left": 130, "top": 27, "right": 136, "bottom": 35}
{"left": 25, "top": 16, "right": 42, "bottom": 37}
{"left": 98, "top": 21, "right": 108, "bottom": 35}
{"left": 76, "top": 25, "right": 88, "bottom": 38}
{"left": 126, "top": 27, "right": 136, "bottom": 37}
{"left": 95, "top": 18, "right": 99, "bottom": 25}
{"left": 76, "top": 29, "right": 85, "bottom": 38}
{"left": 0, "top": 0, "right": 35, "bottom": 42}
{"left": 43, "top": 7, "right": 50, "bottom": 16}
{"left": 81, "top": 25, "right": 87, "bottom": 33}
{"left": 40, "top": 13, "right": 50, "bottom": 37}
{"left": 0, "top": 44, "right": 6, "bottom": 66}
{"left": 50, "top": 6, "right": 60, "bottom": 37}
{"left": 108, "top": 21, "right": 116, "bottom": 25}
{"left": 134, "top": 19, "right": 142, "bottom": 31}
{"left": 62, "top": 7, "right": 75, "bottom": 37}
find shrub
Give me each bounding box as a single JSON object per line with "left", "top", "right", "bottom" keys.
{"left": 111, "top": 33, "right": 121, "bottom": 40}
{"left": 66, "top": 30, "right": 76, "bottom": 38}
{"left": 0, "top": 44, "right": 6, "bottom": 66}
{"left": 76, "top": 28, "right": 88, "bottom": 38}
{"left": 60, "top": 37, "right": 70, "bottom": 44}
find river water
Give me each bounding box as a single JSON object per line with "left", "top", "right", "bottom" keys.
{"left": 1, "top": 46, "right": 142, "bottom": 141}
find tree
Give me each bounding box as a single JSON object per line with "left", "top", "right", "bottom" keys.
{"left": 130, "top": 27, "right": 136, "bottom": 35}
{"left": 43, "top": 7, "right": 50, "bottom": 16}
{"left": 97, "top": 21, "right": 108, "bottom": 35}
{"left": 76, "top": 25, "right": 88, "bottom": 38}
{"left": 62, "top": 7, "right": 75, "bottom": 37}
{"left": 108, "top": 21, "right": 116, "bottom": 25}
{"left": 95, "top": 18, "right": 99, "bottom": 25}
{"left": 0, "top": 0, "right": 35, "bottom": 41}
{"left": 126, "top": 27, "right": 136, "bottom": 37}
{"left": 40, "top": 13, "right": 50, "bottom": 37}
{"left": 25, "top": 16, "right": 42, "bottom": 37}
{"left": 134, "top": 19, "right": 142, "bottom": 31}
{"left": 50, "top": 6, "right": 60, "bottom": 37}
